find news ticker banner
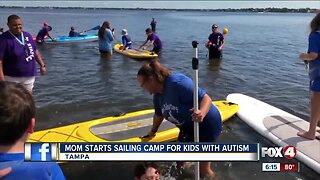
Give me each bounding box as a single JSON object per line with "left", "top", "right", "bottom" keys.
{"left": 24, "top": 143, "right": 259, "bottom": 161}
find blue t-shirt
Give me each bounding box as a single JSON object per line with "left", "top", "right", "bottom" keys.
{"left": 208, "top": 32, "right": 224, "bottom": 48}
{"left": 98, "top": 29, "right": 114, "bottom": 52}
{"left": 153, "top": 73, "right": 222, "bottom": 141}
{"left": 0, "top": 31, "right": 37, "bottom": 77}
{"left": 0, "top": 153, "right": 65, "bottom": 180}
{"left": 307, "top": 31, "right": 320, "bottom": 80}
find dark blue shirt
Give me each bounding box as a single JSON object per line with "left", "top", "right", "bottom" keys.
{"left": 153, "top": 73, "right": 222, "bottom": 141}
{"left": 307, "top": 31, "right": 320, "bottom": 80}
{"left": 69, "top": 31, "right": 80, "bottom": 37}
{"left": 208, "top": 32, "right": 224, "bottom": 48}
{"left": 36, "top": 27, "right": 49, "bottom": 41}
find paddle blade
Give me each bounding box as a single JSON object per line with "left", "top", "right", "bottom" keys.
{"left": 90, "top": 25, "right": 101, "bottom": 31}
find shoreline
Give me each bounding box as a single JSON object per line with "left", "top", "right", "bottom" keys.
{"left": 0, "top": 6, "right": 317, "bottom": 13}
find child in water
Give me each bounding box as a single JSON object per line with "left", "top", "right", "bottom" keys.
{"left": 120, "top": 29, "right": 132, "bottom": 50}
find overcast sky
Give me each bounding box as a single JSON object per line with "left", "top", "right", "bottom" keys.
{"left": 0, "top": 1, "right": 319, "bottom": 9}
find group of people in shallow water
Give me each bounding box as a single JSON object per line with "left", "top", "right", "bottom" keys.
{"left": 97, "top": 18, "right": 163, "bottom": 58}
{"left": 97, "top": 17, "right": 225, "bottom": 60}
{"left": 0, "top": 12, "right": 319, "bottom": 179}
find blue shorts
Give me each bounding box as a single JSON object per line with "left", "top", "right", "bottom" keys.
{"left": 178, "top": 128, "right": 218, "bottom": 142}
{"left": 310, "top": 79, "right": 320, "bottom": 92}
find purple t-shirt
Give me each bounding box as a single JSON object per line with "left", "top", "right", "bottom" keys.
{"left": 147, "top": 33, "right": 162, "bottom": 49}
{"left": 0, "top": 31, "right": 37, "bottom": 77}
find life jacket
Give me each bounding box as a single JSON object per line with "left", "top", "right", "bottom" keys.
{"left": 308, "top": 30, "right": 320, "bottom": 80}
{"left": 123, "top": 35, "right": 132, "bottom": 45}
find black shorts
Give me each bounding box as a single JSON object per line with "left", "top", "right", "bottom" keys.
{"left": 99, "top": 49, "right": 111, "bottom": 54}
{"left": 152, "top": 46, "right": 161, "bottom": 54}
{"left": 209, "top": 46, "right": 222, "bottom": 59}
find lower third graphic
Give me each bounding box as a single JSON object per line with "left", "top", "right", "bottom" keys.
{"left": 24, "top": 143, "right": 57, "bottom": 161}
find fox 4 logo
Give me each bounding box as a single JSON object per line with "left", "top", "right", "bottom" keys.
{"left": 261, "top": 146, "right": 297, "bottom": 159}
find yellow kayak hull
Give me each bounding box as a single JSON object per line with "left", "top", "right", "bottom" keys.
{"left": 28, "top": 101, "right": 238, "bottom": 143}
{"left": 113, "top": 43, "right": 158, "bottom": 59}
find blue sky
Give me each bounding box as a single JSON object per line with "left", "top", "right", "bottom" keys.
{"left": 0, "top": 1, "right": 319, "bottom": 9}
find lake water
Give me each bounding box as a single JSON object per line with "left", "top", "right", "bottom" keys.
{"left": 0, "top": 7, "right": 319, "bottom": 180}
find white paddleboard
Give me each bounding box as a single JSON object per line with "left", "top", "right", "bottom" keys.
{"left": 227, "top": 93, "right": 320, "bottom": 174}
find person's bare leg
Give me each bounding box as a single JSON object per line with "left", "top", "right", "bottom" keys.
{"left": 100, "top": 51, "right": 112, "bottom": 59}
{"left": 298, "top": 91, "right": 320, "bottom": 140}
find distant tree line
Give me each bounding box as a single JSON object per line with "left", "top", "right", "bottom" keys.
{"left": 213, "top": 7, "right": 317, "bottom": 13}
{"left": 0, "top": 6, "right": 318, "bottom": 13}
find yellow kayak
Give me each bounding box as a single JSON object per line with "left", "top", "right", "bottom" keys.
{"left": 28, "top": 101, "right": 238, "bottom": 143}
{"left": 113, "top": 43, "right": 158, "bottom": 59}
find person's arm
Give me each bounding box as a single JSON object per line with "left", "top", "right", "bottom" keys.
{"left": 218, "top": 41, "right": 224, "bottom": 51}
{"left": 0, "top": 60, "right": 4, "bottom": 81}
{"left": 192, "top": 94, "right": 212, "bottom": 122}
{"left": 218, "top": 34, "right": 225, "bottom": 50}
{"left": 46, "top": 33, "right": 53, "bottom": 40}
{"left": 0, "top": 38, "right": 5, "bottom": 81}
{"left": 0, "top": 167, "right": 12, "bottom": 178}
{"left": 45, "top": 28, "right": 55, "bottom": 41}
{"left": 300, "top": 33, "right": 319, "bottom": 61}
{"left": 299, "top": 52, "right": 318, "bottom": 61}
{"left": 106, "top": 29, "right": 114, "bottom": 41}
{"left": 206, "top": 34, "right": 212, "bottom": 48}
{"left": 139, "top": 39, "right": 149, "bottom": 49}
{"left": 143, "top": 40, "right": 154, "bottom": 50}
{"left": 148, "top": 114, "right": 164, "bottom": 137}
{"left": 35, "top": 50, "right": 46, "bottom": 75}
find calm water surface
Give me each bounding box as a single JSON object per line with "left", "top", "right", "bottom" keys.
{"left": 0, "top": 8, "right": 319, "bottom": 180}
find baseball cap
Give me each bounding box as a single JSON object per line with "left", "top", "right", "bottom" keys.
{"left": 121, "top": 29, "right": 128, "bottom": 35}
{"left": 43, "top": 22, "right": 49, "bottom": 26}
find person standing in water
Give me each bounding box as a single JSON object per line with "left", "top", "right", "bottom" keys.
{"left": 150, "top": 17, "right": 157, "bottom": 33}
{"left": 36, "top": 22, "right": 55, "bottom": 44}
{"left": 98, "top": 21, "right": 115, "bottom": 58}
{"left": 297, "top": 13, "right": 320, "bottom": 140}
{"left": 139, "top": 28, "right": 162, "bottom": 55}
{"left": 0, "top": 15, "right": 46, "bottom": 94}
{"left": 137, "top": 59, "right": 222, "bottom": 179}
{"left": 205, "top": 24, "right": 224, "bottom": 59}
